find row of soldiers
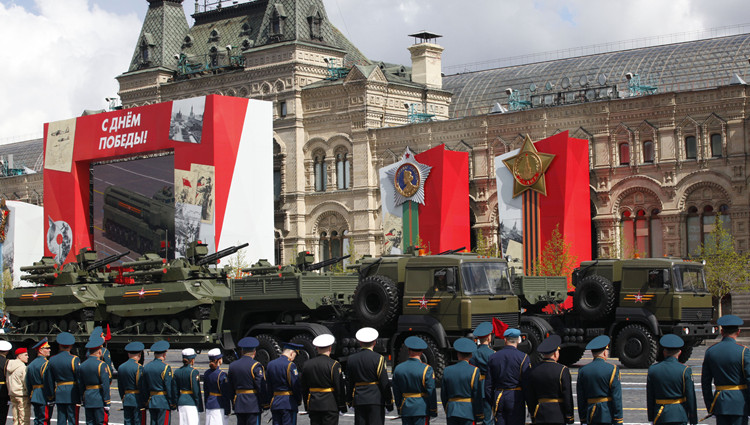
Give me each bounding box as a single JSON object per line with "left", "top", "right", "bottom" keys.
{"left": 9, "top": 314, "right": 750, "bottom": 425}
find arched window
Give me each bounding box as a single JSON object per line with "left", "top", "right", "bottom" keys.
{"left": 314, "top": 152, "right": 326, "bottom": 192}
{"left": 685, "top": 136, "right": 697, "bottom": 159}
{"left": 209, "top": 46, "right": 219, "bottom": 68}
{"left": 686, "top": 204, "right": 730, "bottom": 256}
{"left": 319, "top": 230, "right": 349, "bottom": 265}
{"left": 619, "top": 142, "right": 630, "bottom": 165}
{"left": 336, "top": 151, "right": 350, "bottom": 189}
{"left": 642, "top": 140, "right": 654, "bottom": 163}
{"left": 308, "top": 12, "right": 323, "bottom": 40}
{"left": 710, "top": 133, "right": 722, "bottom": 157}
{"left": 621, "top": 209, "right": 662, "bottom": 257}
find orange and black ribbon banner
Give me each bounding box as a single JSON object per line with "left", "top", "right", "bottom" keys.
{"left": 523, "top": 191, "right": 541, "bottom": 275}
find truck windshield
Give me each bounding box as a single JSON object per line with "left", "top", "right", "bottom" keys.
{"left": 673, "top": 266, "right": 708, "bottom": 292}
{"left": 460, "top": 262, "right": 511, "bottom": 295}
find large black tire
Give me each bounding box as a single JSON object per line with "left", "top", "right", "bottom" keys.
{"left": 573, "top": 275, "right": 616, "bottom": 321}
{"left": 396, "top": 335, "right": 447, "bottom": 383}
{"left": 353, "top": 275, "right": 400, "bottom": 330}
{"left": 520, "top": 324, "right": 544, "bottom": 365}
{"left": 678, "top": 345, "right": 694, "bottom": 364}
{"left": 615, "top": 324, "right": 657, "bottom": 368}
{"left": 558, "top": 346, "right": 586, "bottom": 366}
{"left": 290, "top": 333, "right": 316, "bottom": 370}
{"left": 255, "top": 334, "right": 281, "bottom": 366}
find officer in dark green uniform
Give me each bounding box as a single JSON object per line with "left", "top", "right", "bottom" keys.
{"left": 79, "top": 335, "right": 111, "bottom": 425}
{"left": 392, "top": 336, "right": 438, "bottom": 424}
{"left": 471, "top": 322, "right": 495, "bottom": 425}
{"left": 441, "top": 338, "right": 483, "bottom": 425}
{"left": 89, "top": 326, "right": 113, "bottom": 376}
{"left": 26, "top": 337, "right": 52, "bottom": 425}
{"left": 43, "top": 332, "right": 81, "bottom": 425}
{"left": 576, "top": 335, "right": 623, "bottom": 425}
{"left": 143, "top": 340, "right": 176, "bottom": 425}
{"left": 647, "top": 334, "right": 697, "bottom": 425}
{"left": 117, "top": 341, "right": 146, "bottom": 425}
{"left": 701, "top": 314, "right": 750, "bottom": 425}
{"left": 524, "top": 335, "right": 574, "bottom": 425}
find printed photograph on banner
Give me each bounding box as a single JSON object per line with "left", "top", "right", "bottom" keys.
{"left": 175, "top": 169, "right": 196, "bottom": 205}
{"left": 44, "top": 118, "right": 76, "bottom": 172}
{"left": 1, "top": 200, "right": 12, "bottom": 283}
{"left": 383, "top": 214, "right": 403, "bottom": 255}
{"left": 190, "top": 163, "right": 215, "bottom": 223}
{"left": 495, "top": 150, "right": 523, "bottom": 262}
{"left": 379, "top": 163, "right": 404, "bottom": 255}
{"left": 175, "top": 203, "right": 202, "bottom": 257}
{"left": 169, "top": 96, "right": 205, "bottom": 144}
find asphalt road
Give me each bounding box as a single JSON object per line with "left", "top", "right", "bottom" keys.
{"left": 12, "top": 344, "right": 718, "bottom": 425}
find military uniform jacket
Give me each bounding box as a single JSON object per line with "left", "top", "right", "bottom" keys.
{"left": 647, "top": 356, "right": 697, "bottom": 424}
{"left": 43, "top": 351, "right": 81, "bottom": 404}
{"left": 267, "top": 356, "right": 302, "bottom": 411}
{"left": 485, "top": 346, "right": 530, "bottom": 410}
{"left": 345, "top": 347, "right": 393, "bottom": 408}
{"left": 701, "top": 336, "right": 750, "bottom": 416}
{"left": 392, "top": 358, "right": 438, "bottom": 418}
{"left": 143, "top": 358, "right": 176, "bottom": 410}
{"left": 25, "top": 356, "right": 50, "bottom": 404}
{"left": 228, "top": 355, "right": 268, "bottom": 414}
{"left": 79, "top": 356, "right": 111, "bottom": 408}
{"left": 204, "top": 367, "right": 231, "bottom": 415}
{"left": 174, "top": 364, "right": 203, "bottom": 412}
{"left": 470, "top": 344, "right": 494, "bottom": 379}
{"left": 300, "top": 354, "right": 346, "bottom": 412}
{"left": 576, "top": 358, "right": 623, "bottom": 424}
{"left": 524, "top": 359, "right": 574, "bottom": 424}
{"left": 117, "top": 358, "right": 145, "bottom": 409}
{"left": 440, "top": 360, "right": 483, "bottom": 421}
{"left": 88, "top": 347, "right": 113, "bottom": 378}
{"left": 0, "top": 355, "right": 8, "bottom": 402}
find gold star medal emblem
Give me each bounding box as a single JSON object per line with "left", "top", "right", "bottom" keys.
{"left": 502, "top": 135, "right": 555, "bottom": 197}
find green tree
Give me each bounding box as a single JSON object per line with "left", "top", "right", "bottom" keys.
{"left": 1, "top": 268, "right": 12, "bottom": 310}
{"left": 225, "top": 247, "right": 250, "bottom": 279}
{"left": 475, "top": 228, "right": 500, "bottom": 257}
{"left": 698, "top": 215, "right": 750, "bottom": 316}
{"left": 532, "top": 224, "right": 578, "bottom": 279}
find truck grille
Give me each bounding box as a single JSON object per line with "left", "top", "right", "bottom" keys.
{"left": 471, "top": 313, "right": 519, "bottom": 329}
{"left": 681, "top": 307, "right": 713, "bottom": 322}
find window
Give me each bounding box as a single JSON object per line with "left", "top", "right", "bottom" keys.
{"left": 686, "top": 204, "right": 730, "bottom": 256}
{"left": 278, "top": 101, "right": 287, "bottom": 118}
{"left": 642, "top": 140, "right": 654, "bottom": 163}
{"left": 209, "top": 29, "right": 220, "bottom": 42}
{"left": 336, "top": 151, "right": 350, "bottom": 189}
{"left": 271, "top": 10, "right": 285, "bottom": 36}
{"left": 209, "top": 47, "right": 219, "bottom": 68}
{"left": 711, "top": 133, "right": 722, "bottom": 157}
{"left": 314, "top": 153, "right": 326, "bottom": 192}
{"left": 685, "top": 136, "right": 697, "bottom": 159}
{"left": 433, "top": 268, "right": 457, "bottom": 292}
{"left": 621, "top": 209, "right": 662, "bottom": 258}
{"left": 619, "top": 142, "right": 630, "bottom": 165}
{"left": 647, "top": 269, "right": 671, "bottom": 289}
{"left": 319, "top": 230, "right": 348, "bottom": 262}
{"left": 308, "top": 12, "right": 323, "bottom": 40}
{"left": 240, "top": 23, "right": 252, "bottom": 36}
{"left": 140, "top": 41, "right": 150, "bottom": 64}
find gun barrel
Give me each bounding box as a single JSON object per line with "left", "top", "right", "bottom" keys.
{"left": 122, "top": 268, "right": 168, "bottom": 278}
{"left": 304, "top": 255, "right": 351, "bottom": 272}
{"left": 196, "top": 243, "right": 249, "bottom": 266}
{"left": 20, "top": 264, "right": 57, "bottom": 273}
{"left": 86, "top": 251, "right": 131, "bottom": 272}
{"left": 121, "top": 258, "right": 167, "bottom": 269}
{"left": 241, "top": 266, "right": 281, "bottom": 274}
{"left": 21, "top": 272, "right": 59, "bottom": 283}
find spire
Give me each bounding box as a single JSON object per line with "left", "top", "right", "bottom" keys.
{"left": 128, "top": 0, "right": 189, "bottom": 72}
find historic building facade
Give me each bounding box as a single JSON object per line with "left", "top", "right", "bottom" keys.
{"left": 113, "top": 0, "right": 750, "bottom": 263}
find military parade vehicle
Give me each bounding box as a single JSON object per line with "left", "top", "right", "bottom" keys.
{"left": 517, "top": 257, "right": 719, "bottom": 368}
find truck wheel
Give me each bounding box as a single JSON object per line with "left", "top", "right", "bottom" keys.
{"left": 222, "top": 349, "right": 238, "bottom": 364}
{"left": 615, "top": 324, "right": 657, "bottom": 368}
{"left": 558, "top": 346, "right": 585, "bottom": 366}
{"left": 290, "top": 333, "right": 316, "bottom": 370}
{"left": 255, "top": 334, "right": 281, "bottom": 366}
{"left": 519, "top": 324, "right": 544, "bottom": 365}
{"left": 396, "top": 335, "right": 447, "bottom": 383}
{"left": 353, "top": 275, "right": 400, "bottom": 330}
{"left": 573, "top": 275, "right": 615, "bottom": 321}
{"left": 678, "top": 345, "right": 694, "bottom": 363}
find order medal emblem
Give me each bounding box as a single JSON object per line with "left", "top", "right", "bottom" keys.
{"left": 394, "top": 163, "right": 421, "bottom": 198}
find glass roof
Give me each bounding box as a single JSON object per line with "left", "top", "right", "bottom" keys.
{"left": 443, "top": 33, "right": 750, "bottom": 119}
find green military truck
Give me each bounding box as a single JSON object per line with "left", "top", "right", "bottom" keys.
{"left": 518, "top": 257, "right": 719, "bottom": 368}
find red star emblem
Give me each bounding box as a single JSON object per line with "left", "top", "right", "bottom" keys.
{"left": 634, "top": 290, "right": 644, "bottom": 303}
{"left": 405, "top": 153, "right": 410, "bottom": 158}
{"left": 32, "top": 290, "right": 39, "bottom": 301}
{"left": 418, "top": 296, "right": 430, "bottom": 310}
{"left": 138, "top": 287, "right": 146, "bottom": 299}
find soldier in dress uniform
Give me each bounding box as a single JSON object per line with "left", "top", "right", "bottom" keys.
{"left": 523, "top": 335, "right": 574, "bottom": 425}
{"left": 392, "top": 336, "right": 438, "bottom": 425}
{"left": 228, "top": 337, "right": 268, "bottom": 425}
{"left": 174, "top": 348, "right": 202, "bottom": 425}
{"left": 143, "top": 340, "right": 176, "bottom": 425}
{"left": 266, "top": 342, "right": 303, "bottom": 425}
{"left": 345, "top": 327, "right": 393, "bottom": 425}
{"left": 88, "top": 327, "right": 113, "bottom": 376}
{"left": 79, "top": 335, "right": 111, "bottom": 425}
{"left": 441, "top": 337, "right": 484, "bottom": 425}
{"left": 470, "top": 322, "right": 495, "bottom": 425}
{"left": 701, "top": 314, "right": 750, "bottom": 425}
{"left": 26, "top": 338, "right": 52, "bottom": 425}
{"left": 486, "top": 328, "right": 530, "bottom": 425}
{"left": 204, "top": 348, "right": 231, "bottom": 425}
{"left": 300, "top": 334, "right": 346, "bottom": 425}
{"left": 117, "top": 341, "right": 146, "bottom": 425}
{"left": 43, "top": 332, "right": 81, "bottom": 425}
{"left": 0, "top": 340, "right": 12, "bottom": 424}
{"left": 576, "top": 335, "right": 623, "bottom": 425}
{"left": 647, "top": 334, "right": 697, "bottom": 425}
